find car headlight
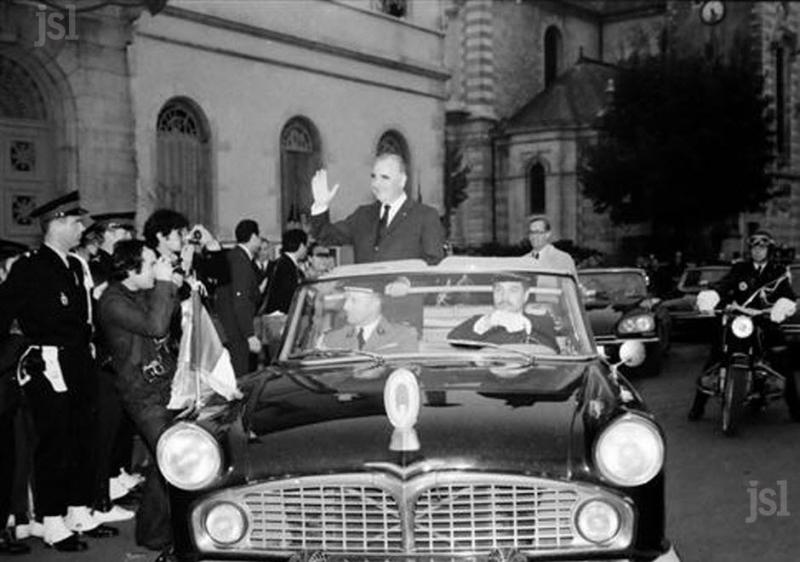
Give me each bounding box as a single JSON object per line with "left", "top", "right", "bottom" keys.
{"left": 575, "top": 499, "right": 620, "bottom": 544}
{"left": 204, "top": 502, "right": 247, "bottom": 545}
{"left": 618, "top": 314, "right": 655, "bottom": 334}
{"left": 594, "top": 415, "right": 664, "bottom": 486}
{"left": 156, "top": 422, "right": 222, "bottom": 490}
{"left": 731, "top": 315, "right": 753, "bottom": 339}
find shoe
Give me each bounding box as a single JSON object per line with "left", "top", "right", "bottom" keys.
{"left": 117, "top": 469, "right": 145, "bottom": 490}
{"left": 45, "top": 533, "right": 89, "bottom": 552}
{"left": 0, "top": 529, "right": 31, "bottom": 555}
{"left": 65, "top": 506, "right": 99, "bottom": 533}
{"left": 109, "top": 476, "right": 130, "bottom": 501}
{"left": 83, "top": 524, "right": 119, "bottom": 538}
{"left": 92, "top": 504, "right": 135, "bottom": 523}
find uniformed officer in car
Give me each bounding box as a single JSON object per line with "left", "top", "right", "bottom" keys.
{"left": 0, "top": 191, "right": 117, "bottom": 551}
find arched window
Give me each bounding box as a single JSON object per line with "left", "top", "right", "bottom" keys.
{"left": 156, "top": 98, "right": 212, "bottom": 225}
{"left": 544, "top": 26, "right": 562, "bottom": 88}
{"left": 376, "top": 130, "right": 411, "bottom": 193}
{"left": 280, "top": 117, "right": 322, "bottom": 230}
{"left": 528, "top": 162, "right": 546, "bottom": 215}
{"left": 0, "top": 54, "right": 55, "bottom": 242}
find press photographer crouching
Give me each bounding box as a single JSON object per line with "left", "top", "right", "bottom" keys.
{"left": 97, "top": 239, "right": 183, "bottom": 561}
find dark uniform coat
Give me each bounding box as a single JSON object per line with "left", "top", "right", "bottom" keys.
{"left": 712, "top": 260, "right": 795, "bottom": 307}
{"left": 0, "top": 245, "right": 95, "bottom": 516}
{"left": 215, "top": 246, "right": 260, "bottom": 376}
{"left": 310, "top": 198, "right": 445, "bottom": 265}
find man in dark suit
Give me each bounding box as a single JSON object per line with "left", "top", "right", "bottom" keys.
{"left": 689, "top": 230, "right": 800, "bottom": 421}
{"left": 0, "top": 191, "right": 116, "bottom": 551}
{"left": 310, "top": 153, "right": 445, "bottom": 264}
{"left": 88, "top": 212, "right": 136, "bottom": 296}
{"left": 263, "top": 229, "right": 308, "bottom": 315}
{"left": 216, "top": 220, "right": 263, "bottom": 376}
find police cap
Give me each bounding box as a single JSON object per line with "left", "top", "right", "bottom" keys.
{"left": 29, "top": 191, "right": 88, "bottom": 223}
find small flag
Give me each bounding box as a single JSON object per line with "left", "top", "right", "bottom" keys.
{"left": 168, "top": 290, "right": 242, "bottom": 410}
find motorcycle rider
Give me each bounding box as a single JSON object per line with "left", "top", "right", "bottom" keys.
{"left": 688, "top": 230, "right": 800, "bottom": 422}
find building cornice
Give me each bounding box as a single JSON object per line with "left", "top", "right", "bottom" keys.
{"left": 160, "top": 4, "right": 450, "bottom": 82}
{"left": 135, "top": 30, "right": 448, "bottom": 100}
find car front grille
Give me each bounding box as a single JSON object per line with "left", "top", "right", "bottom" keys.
{"left": 245, "top": 483, "right": 403, "bottom": 552}
{"left": 194, "top": 472, "right": 631, "bottom": 557}
{"left": 413, "top": 483, "right": 577, "bottom": 552}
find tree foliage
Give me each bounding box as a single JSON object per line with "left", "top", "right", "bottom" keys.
{"left": 579, "top": 53, "right": 774, "bottom": 239}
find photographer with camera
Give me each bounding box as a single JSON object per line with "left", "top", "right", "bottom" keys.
{"left": 97, "top": 239, "right": 183, "bottom": 561}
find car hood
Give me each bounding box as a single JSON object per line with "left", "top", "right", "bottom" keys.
{"left": 584, "top": 298, "right": 644, "bottom": 335}
{"left": 241, "top": 359, "right": 613, "bottom": 482}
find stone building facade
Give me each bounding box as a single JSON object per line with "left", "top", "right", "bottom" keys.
{"left": 444, "top": 0, "right": 800, "bottom": 260}
{"left": 1, "top": 0, "right": 449, "bottom": 246}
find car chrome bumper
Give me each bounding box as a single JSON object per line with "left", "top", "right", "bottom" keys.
{"left": 200, "top": 544, "right": 682, "bottom": 562}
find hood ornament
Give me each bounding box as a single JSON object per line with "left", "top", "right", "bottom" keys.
{"left": 384, "top": 368, "right": 421, "bottom": 451}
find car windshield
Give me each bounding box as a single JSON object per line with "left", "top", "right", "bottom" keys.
{"left": 579, "top": 271, "right": 647, "bottom": 301}
{"left": 790, "top": 265, "right": 800, "bottom": 294}
{"left": 279, "top": 266, "right": 595, "bottom": 362}
{"left": 681, "top": 267, "right": 730, "bottom": 290}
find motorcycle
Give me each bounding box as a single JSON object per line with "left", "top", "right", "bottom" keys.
{"left": 698, "top": 302, "right": 787, "bottom": 436}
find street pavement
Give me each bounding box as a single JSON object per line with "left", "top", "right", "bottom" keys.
{"left": 16, "top": 342, "right": 800, "bottom": 562}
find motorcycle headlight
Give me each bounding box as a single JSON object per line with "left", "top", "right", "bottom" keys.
{"left": 204, "top": 502, "right": 247, "bottom": 545}
{"left": 156, "top": 422, "right": 222, "bottom": 490}
{"left": 618, "top": 314, "right": 655, "bottom": 334}
{"left": 594, "top": 415, "right": 664, "bottom": 487}
{"left": 731, "top": 315, "right": 754, "bottom": 339}
{"left": 575, "top": 499, "right": 620, "bottom": 544}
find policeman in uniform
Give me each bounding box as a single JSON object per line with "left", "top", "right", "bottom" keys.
{"left": 0, "top": 191, "right": 116, "bottom": 551}
{"left": 689, "top": 230, "right": 800, "bottom": 421}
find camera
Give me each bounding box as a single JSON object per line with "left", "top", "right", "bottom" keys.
{"left": 188, "top": 228, "right": 203, "bottom": 245}
{"left": 171, "top": 256, "right": 186, "bottom": 275}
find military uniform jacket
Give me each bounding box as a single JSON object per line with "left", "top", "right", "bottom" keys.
{"left": 712, "top": 260, "right": 796, "bottom": 309}
{"left": 322, "top": 317, "right": 419, "bottom": 353}
{"left": 448, "top": 313, "right": 558, "bottom": 350}
{"left": 310, "top": 198, "right": 445, "bottom": 265}
{"left": 0, "top": 245, "right": 91, "bottom": 348}
{"left": 216, "top": 246, "right": 260, "bottom": 341}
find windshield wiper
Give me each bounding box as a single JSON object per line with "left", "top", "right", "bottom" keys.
{"left": 445, "top": 339, "right": 537, "bottom": 367}
{"left": 288, "top": 348, "right": 385, "bottom": 365}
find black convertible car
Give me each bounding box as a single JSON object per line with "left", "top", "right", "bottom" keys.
{"left": 157, "top": 257, "right": 679, "bottom": 562}
{"left": 579, "top": 268, "right": 671, "bottom": 377}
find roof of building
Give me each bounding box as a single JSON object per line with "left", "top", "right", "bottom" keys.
{"left": 505, "top": 57, "right": 618, "bottom": 132}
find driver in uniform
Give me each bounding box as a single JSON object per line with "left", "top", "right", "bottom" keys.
{"left": 689, "top": 230, "right": 800, "bottom": 421}
{"left": 448, "top": 273, "right": 558, "bottom": 350}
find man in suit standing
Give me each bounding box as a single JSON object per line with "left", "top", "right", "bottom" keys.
{"left": 216, "top": 220, "right": 263, "bottom": 376}
{"left": 322, "top": 282, "right": 418, "bottom": 353}
{"left": 263, "top": 229, "right": 308, "bottom": 315}
{"left": 522, "top": 216, "right": 577, "bottom": 276}
{"left": 310, "top": 153, "right": 445, "bottom": 264}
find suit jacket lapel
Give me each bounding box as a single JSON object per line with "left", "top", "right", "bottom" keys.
{"left": 385, "top": 199, "right": 414, "bottom": 236}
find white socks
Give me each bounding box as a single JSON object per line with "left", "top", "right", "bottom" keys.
{"left": 43, "top": 515, "right": 72, "bottom": 545}
{"left": 65, "top": 505, "right": 99, "bottom": 532}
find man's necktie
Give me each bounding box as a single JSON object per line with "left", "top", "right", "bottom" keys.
{"left": 357, "top": 328, "right": 366, "bottom": 350}
{"left": 532, "top": 252, "right": 540, "bottom": 260}
{"left": 374, "top": 204, "right": 390, "bottom": 249}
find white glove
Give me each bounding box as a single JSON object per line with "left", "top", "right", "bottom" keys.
{"left": 770, "top": 297, "right": 797, "bottom": 323}
{"left": 696, "top": 289, "right": 720, "bottom": 313}
{"left": 474, "top": 311, "right": 532, "bottom": 335}
{"left": 247, "top": 335, "right": 263, "bottom": 353}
